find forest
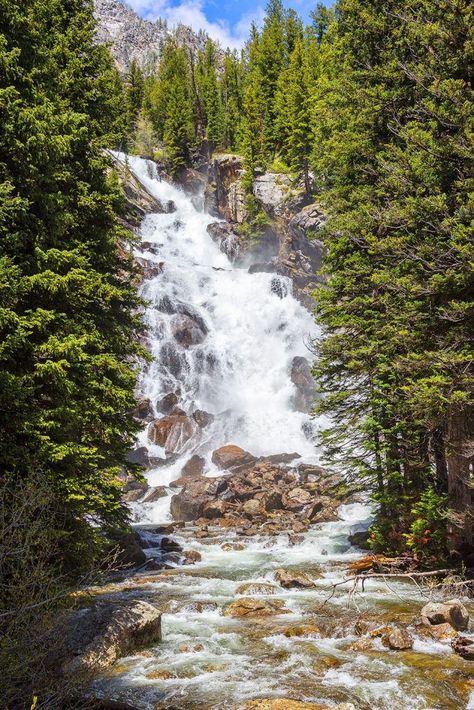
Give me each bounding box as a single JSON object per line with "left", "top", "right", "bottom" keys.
{"left": 0, "top": 0, "right": 473, "bottom": 706}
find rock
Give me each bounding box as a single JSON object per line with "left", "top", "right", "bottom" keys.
{"left": 203, "top": 499, "right": 229, "bottom": 519}
{"left": 420, "top": 599, "right": 469, "bottom": 631}
{"left": 182, "top": 549, "right": 202, "bottom": 564}
{"left": 148, "top": 415, "right": 198, "bottom": 454}
{"left": 192, "top": 409, "right": 214, "bottom": 428}
{"left": 282, "top": 487, "right": 312, "bottom": 510}
{"left": 63, "top": 600, "right": 161, "bottom": 674}
{"left": 221, "top": 542, "right": 245, "bottom": 551}
{"left": 288, "top": 534, "right": 305, "bottom": 546}
{"left": 131, "top": 398, "right": 153, "bottom": 420}
{"left": 274, "top": 568, "right": 315, "bottom": 589}
{"left": 260, "top": 452, "right": 301, "bottom": 466}
{"left": 253, "top": 172, "right": 292, "bottom": 218}
{"left": 170, "top": 476, "right": 228, "bottom": 521}
{"left": 113, "top": 530, "right": 146, "bottom": 567}
{"left": 135, "top": 257, "right": 164, "bottom": 280}
{"left": 181, "top": 454, "right": 205, "bottom": 477}
{"left": 417, "top": 622, "right": 459, "bottom": 642}
{"left": 141, "top": 486, "right": 167, "bottom": 503}
{"left": 349, "top": 530, "right": 370, "bottom": 549}
{"left": 125, "top": 446, "right": 150, "bottom": 466}
{"left": 452, "top": 635, "right": 474, "bottom": 660}
{"left": 284, "top": 624, "right": 321, "bottom": 638}
{"left": 381, "top": 627, "right": 413, "bottom": 650}
{"left": 243, "top": 498, "right": 263, "bottom": 517}
{"left": 236, "top": 582, "right": 278, "bottom": 595}
{"left": 290, "top": 356, "right": 316, "bottom": 413}
{"left": 207, "top": 222, "right": 241, "bottom": 260}
{"left": 160, "top": 537, "right": 183, "bottom": 554}
{"left": 211, "top": 444, "right": 256, "bottom": 470}
{"left": 264, "top": 490, "right": 283, "bottom": 513}
{"left": 224, "top": 597, "right": 289, "bottom": 618}
{"left": 347, "top": 637, "right": 373, "bottom": 651}
{"left": 239, "top": 701, "right": 340, "bottom": 710}
{"left": 170, "top": 313, "right": 207, "bottom": 347}
{"left": 156, "top": 392, "right": 178, "bottom": 414}
{"left": 206, "top": 154, "right": 247, "bottom": 223}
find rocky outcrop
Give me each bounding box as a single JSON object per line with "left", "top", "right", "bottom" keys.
{"left": 94, "top": 0, "right": 211, "bottom": 74}
{"left": 205, "top": 154, "right": 247, "bottom": 222}
{"left": 170, "top": 447, "right": 352, "bottom": 530}
{"left": 63, "top": 600, "right": 161, "bottom": 674}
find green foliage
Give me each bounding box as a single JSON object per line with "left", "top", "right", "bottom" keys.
{"left": 0, "top": 0, "right": 142, "bottom": 578}
{"left": 404, "top": 488, "right": 448, "bottom": 560}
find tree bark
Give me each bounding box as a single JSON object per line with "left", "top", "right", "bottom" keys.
{"left": 446, "top": 405, "right": 474, "bottom": 554}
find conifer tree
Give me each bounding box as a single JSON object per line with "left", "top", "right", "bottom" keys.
{"left": 126, "top": 58, "right": 145, "bottom": 133}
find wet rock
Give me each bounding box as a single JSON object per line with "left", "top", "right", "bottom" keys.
{"left": 160, "top": 537, "right": 183, "bottom": 554}
{"left": 63, "top": 600, "right": 161, "bottom": 674}
{"left": 182, "top": 454, "right": 205, "bottom": 477}
{"left": 112, "top": 530, "right": 147, "bottom": 567}
{"left": 192, "top": 409, "right": 214, "bottom": 428}
{"left": 131, "top": 398, "right": 153, "bottom": 420}
{"left": 148, "top": 414, "right": 198, "bottom": 454}
{"left": 282, "top": 487, "right": 312, "bottom": 510}
{"left": 141, "top": 486, "right": 167, "bottom": 503}
{"left": 274, "top": 568, "right": 315, "bottom": 589}
{"left": 284, "top": 624, "right": 321, "bottom": 638}
{"left": 261, "top": 452, "right": 301, "bottom": 466}
{"left": 221, "top": 542, "right": 245, "bottom": 551}
{"left": 420, "top": 599, "right": 470, "bottom": 631}
{"left": 452, "top": 635, "right": 474, "bottom": 660}
{"left": 125, "top": 446, "right": 150, "bottom": 467}
{"left": 211, "top": 444, "right": 256, "bottom": 470}
{"left": 170, "top": 476, "right": 228, "bottom": 521}
{"left": 288, "top": 534, "right": 305, "bottom": 546}
{"left": 207, "top": 222, "right": 241, "bottom": 260}
{"left": 236, "top": 582, "right": 278, "bottom": 595}
{"left": 290, "top": 356, "right": 316, "bottom": 413}
{"left": 136, "top": 256, "right": 164, "bottom": 280}
{"left": 264, "top": 490, "right": 283, "bottom": 512}
{"left": 382, "top": 627, "right": 413, "bottom": 650}
{"left": 347, "top": 637, "right": 373, "bottom": 651}
{"left": 417, "top": 622, "right": 459, "bottom": 642}
{"left": 349, "top": 530, "right": 370, "bottom": 549}
{"left": 239, "top": 700, "right": 344, "bottom": 710}
{"left": 184, "top": 601, "right": 218, "bottom": 613}
{"left": 170, "top": 313, "right": 208, "bottom": 347}
{"left": 156, "top": 392, "right": 179, "bottom": 414}
{"left": 224, "top": 597, "right": 289, "bottom": 618}
{"left": 182, "top": 549, "right": 202, "bottom": 564}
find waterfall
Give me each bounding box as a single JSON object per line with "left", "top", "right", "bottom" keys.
{"left": 116, "top": 153, "right": 323, "bottom": 521}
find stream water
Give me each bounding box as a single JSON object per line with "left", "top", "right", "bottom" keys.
{"left": 93, "top": 156, "right": 474, "bottom": 710}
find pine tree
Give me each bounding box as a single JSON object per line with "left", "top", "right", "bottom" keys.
{"left": 312, "top": 0, "right": 474, "bottom": 562}
{"left": 221, "top": 50, "right": 244, "bottom": 150}
{"left": 126, "top": 58, "right": 145, "bottom": 134}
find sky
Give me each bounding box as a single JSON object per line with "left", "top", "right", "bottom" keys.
{"left": 126, "top": 0, "right": 333, "bottom": 50}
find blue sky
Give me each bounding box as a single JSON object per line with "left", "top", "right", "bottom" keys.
{"left": 126, "top": 0, "right": 333, "bottom": 49}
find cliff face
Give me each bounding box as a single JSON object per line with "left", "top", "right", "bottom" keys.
{"left": 94, "top": 0, "right": 209, "bottom": 73}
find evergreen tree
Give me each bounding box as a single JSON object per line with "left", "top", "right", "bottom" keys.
{"left": 221, "top": 50, "right": 244, "bottom": 150}
{"left": 312, "top": 0, "right": 474, "bottom": 561}
{"left": 126, "top": 58, "right": 145, "bottom": 134}
{"left": 0, "top": 0, "right": 142, "bottom": 578}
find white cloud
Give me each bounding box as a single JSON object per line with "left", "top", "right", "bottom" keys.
{"left": 125, "top": 0, "right": 264, "bottom": 49}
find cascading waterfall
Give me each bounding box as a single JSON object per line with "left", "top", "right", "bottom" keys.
{"left": 95, "top": 155, "right": 474, "bottom": 710}
{"left": 118, "top": 153, "right": 322, "bottom": 521}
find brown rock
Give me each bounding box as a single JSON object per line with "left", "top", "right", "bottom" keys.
{"left": 417, "top": 622, "right": 458, "bottom": 642}
{"left": 239, "top": 701, "right": 339, "bottom": 710}
{"left": 284, "top": 624, "right": 321, "bottom": 638}
{"left": 141, "top": 486, "right": 167, "bottom": 503}
{"left": 211, "top": 444, "right": 256, "bottom": 470}
{"left": 420, "top": 599, "right": 470, "bottom": 631}
{"left": 181, "top": 454, "right": 205, "bottom": 477}
{"left": 221, "top": 542, "right": 246, "bottom": 551}
{"left": 274, "top": 568, "right": 315, "bottom": 589}
{"left": 288, "top": 534, "right": 305, "bottom": 546}
{"left": 452, "top": 635, "right": 474, "bottom": 660}
{"left": 282, "top": 487, "right": 312, "bottom": 510}
{"left": 224, "top": 597, "right": 289, "bottom": 618}
{"left": 182, "top": 549, "right": 202, "bottom": 564}
{"left": 156, "top": 392, "right": 178, "bottom": 414}
{"left": 192, "top": 410, "right": 214, "bottom": 428}
{"left": 347, "top": 637, "right": 373, "bottom": 651}
{"left": 236, "top": 582, "right": 278, "bottom": 595}
{"left": 148, "top": 415, "right": 198, "bottom": 454}
{"left": 170, "top": 313, "right": 207, "bottom": 347}
{"left": 382, "top": 627, "right": 413, "bottom": 650}
{"left": 203, "top": 499, "right": 229, "bottom": 519}
{"left": 243, "top": 498, "right": 263, "bottom": 517}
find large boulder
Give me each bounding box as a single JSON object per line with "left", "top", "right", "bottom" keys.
{"left": 170, "top": 313, "right": 207, "bottom": 347}
{"left": 206, "top": 154, "right": 247, "bottom": 222}
{"left": 274, "top": 568, "right": 315, "bottom": 589}
{"left": 282, "top": 487, "right": 312, "bottom": 510}
{"left": 156, "top": 392, "right": 178, "bottom": 414}
{"left": 63, "top": 600, "right": 161, "bottom": 674}
{"left": 420, "top": 599, "right": 469, "bottom": 631}
{"left": 170, "top": 476, "right": 228, "bottom": 521}
{"left": 211, "top": 444, "right": 256, "bottom": 471}
{"left": 148, "top": 415, "right": 198, "bottom": 454}
{"left": 381, "top": 627, "right": 413, "bottom": 650}
{"left": 290, "top": 356, "right": 316, "bottom": 413}
{"left": 224, "top": 597, "right": 289, "bottom": 618}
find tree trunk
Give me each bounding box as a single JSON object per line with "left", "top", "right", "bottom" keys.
{"left": 446, "top": 406, "right": 474, "bottom": 555}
